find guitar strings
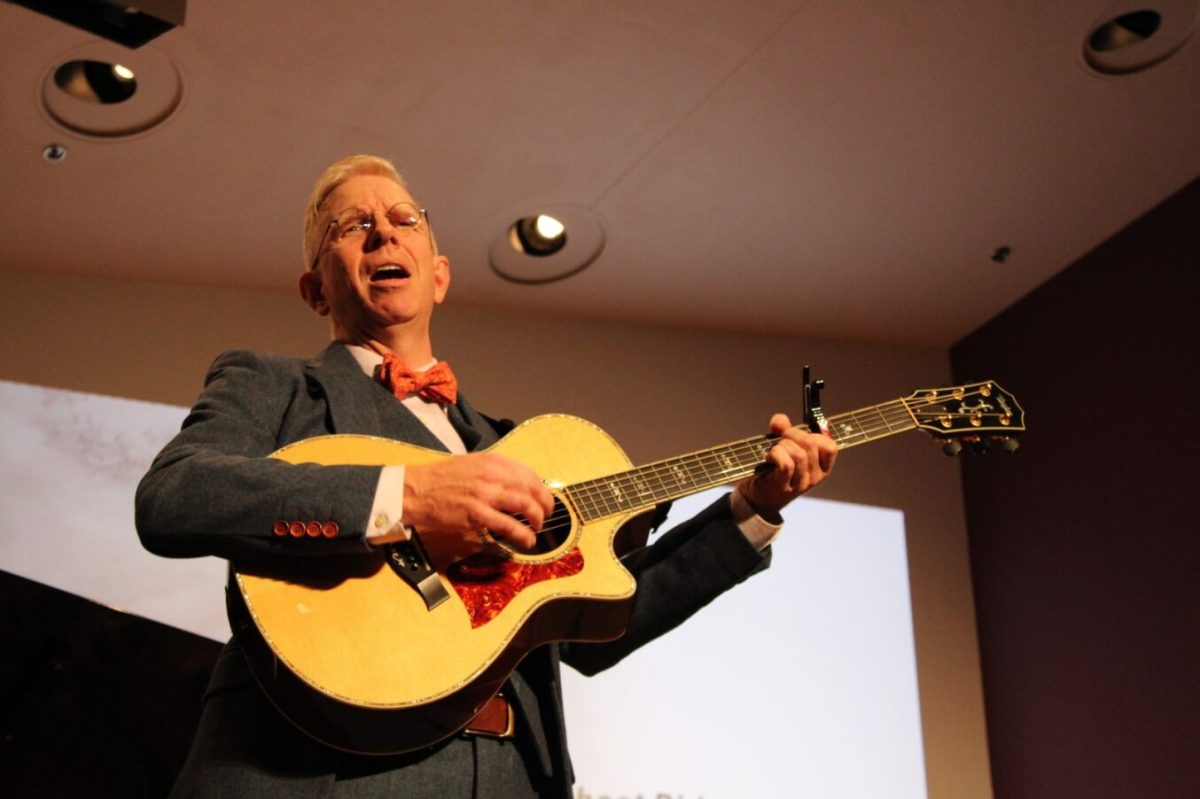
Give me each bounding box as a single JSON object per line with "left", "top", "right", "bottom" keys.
{"left": 514, "top": 387, "right": 1015, "bottom": 534}
{"left": 566, "top": 389, "right": 1012, "bottom": 524}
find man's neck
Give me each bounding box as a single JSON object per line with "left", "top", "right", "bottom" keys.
{"left": 334, "top": 325, "right": 433, "bottom": 366}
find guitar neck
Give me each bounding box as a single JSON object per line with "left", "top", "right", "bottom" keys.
{"left": 565, "top": 398, "right": 917, "bottom": 523}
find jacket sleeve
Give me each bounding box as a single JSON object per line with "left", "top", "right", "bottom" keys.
{"left": 135, "top": 350, "right": 382, "bottom": 562}
{"left": 559, "top": 495, "right": 771, "bottom": 675}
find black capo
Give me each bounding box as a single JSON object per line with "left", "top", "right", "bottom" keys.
{"left": 801, "top": 365, "right": 829, "bottom": 435}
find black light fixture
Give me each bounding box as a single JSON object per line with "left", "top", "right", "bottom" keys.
{"left": 9, "top": 0, "right": 186, "bottom": 48}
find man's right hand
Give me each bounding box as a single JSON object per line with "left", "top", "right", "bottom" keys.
{"left": 399, "top": 453, "right": 553, "bottom": 553}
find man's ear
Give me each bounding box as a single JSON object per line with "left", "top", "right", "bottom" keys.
{"left": 433, "top": 254, "right": 451, "bottom": 304}
{"left": 298, "top": 270, "right": 329, "bottom": 315}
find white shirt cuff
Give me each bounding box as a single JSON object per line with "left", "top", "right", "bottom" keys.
{"left": 730, "top": 487, "right": 782, "bottom": 551}
{"left": 365, "top": 465, "right": 410, "bottom": 541}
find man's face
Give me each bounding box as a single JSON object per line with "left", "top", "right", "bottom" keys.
{"left": 301, "top": 174, "right": 450, "bottom": 343}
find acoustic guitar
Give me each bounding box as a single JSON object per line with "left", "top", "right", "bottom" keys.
{"left": 229, "top": 380, "right": 1023, "bottom": 754}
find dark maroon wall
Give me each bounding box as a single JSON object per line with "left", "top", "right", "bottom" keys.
{"left": 952, "top": 178, "right": 1200, "bottom": 798}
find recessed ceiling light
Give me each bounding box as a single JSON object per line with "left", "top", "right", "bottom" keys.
{"left": 510, "top": 214, "right": 568, "bottom": 257}
{"left": 53, "top": 60, "right": 138, "bottom": 105}
{"left": 490, "top": 206, "right": 605, "bottom": 284}
{"left": 1090, "top": 10, "right": 1162, "bottom": 52}
{"left": 41, "top": 42, "right": 182, "bottom": 138}
{"left": 1083, "top": 2, "right": 1198, "bottom": 74}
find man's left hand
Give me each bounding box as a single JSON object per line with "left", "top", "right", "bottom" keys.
{"left": 737, "top": 413, "right": 838, "bottom": 520}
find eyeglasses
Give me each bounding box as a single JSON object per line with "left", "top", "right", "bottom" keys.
{"left": 310, "top": 202, "right": 429, "bottom": 270}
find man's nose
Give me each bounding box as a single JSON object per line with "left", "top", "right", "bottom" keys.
{"left": 366, "top": 216, "right": 401, "bottom": 249}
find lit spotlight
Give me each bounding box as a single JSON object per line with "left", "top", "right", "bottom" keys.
{"left": 511, "top": 214, "right": 568, "bottom": 257}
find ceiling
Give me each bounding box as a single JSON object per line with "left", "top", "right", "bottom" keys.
{"left": 2, "top": 0, "right": 1197, "bottom": 348}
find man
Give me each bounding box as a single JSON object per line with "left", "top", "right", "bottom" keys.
{"left": 136, "top": 154, "right": 837, "bottom": 797}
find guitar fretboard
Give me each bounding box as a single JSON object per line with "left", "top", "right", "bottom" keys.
{"left": 564, "top": 398, "right": 917, "bottom": 523}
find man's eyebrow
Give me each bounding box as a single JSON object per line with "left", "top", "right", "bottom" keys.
{"left": 331, "top": 201, "right": 411, "bottom": 215}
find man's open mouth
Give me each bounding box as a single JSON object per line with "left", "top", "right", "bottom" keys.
{"left": 371, "top": 265, "right": 411, "bottom": 282}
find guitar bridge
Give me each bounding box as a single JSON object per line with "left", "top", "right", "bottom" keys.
{"left": 385, "top": 534, "right": 450, "bottom": 611}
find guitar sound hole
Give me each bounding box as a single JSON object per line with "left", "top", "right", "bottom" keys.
{"left": 510, "top": 495, "right": 573, "bottom": 555}
{"left": 540, "top": 495, "right": 573, "bottom": 552}
{"left": 453, "top": 496, "right": 575, "bottom": 581}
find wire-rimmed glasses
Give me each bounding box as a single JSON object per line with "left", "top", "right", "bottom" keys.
{"left": 310, "top": 202, "right": 429, "bottom": 270}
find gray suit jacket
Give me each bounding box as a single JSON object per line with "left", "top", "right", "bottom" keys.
{"left": 136, "top": 343, "right": 770, "bottom": 797}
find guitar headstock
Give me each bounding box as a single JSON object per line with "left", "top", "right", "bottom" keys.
{"left": 903, "top": 381, "right": 1025, "bottom": 455}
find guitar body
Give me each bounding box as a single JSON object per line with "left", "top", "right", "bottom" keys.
{"left": 231, "top": 414, "right": 645, "bottom": 755}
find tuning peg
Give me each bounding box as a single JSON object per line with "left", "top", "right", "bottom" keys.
{"left": 941, "top": 440, "right": 963, "bottom": 457}
{"left": 997, "top": 437, "right": 1020, "bottom": 453}
{"left": 972, "top": 439, "right": 991, "bottom": 455}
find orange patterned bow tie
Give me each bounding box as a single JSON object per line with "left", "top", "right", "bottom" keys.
{"left": 377, "top": 354, "right": 458, "bottom": 405}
